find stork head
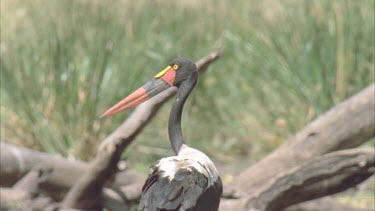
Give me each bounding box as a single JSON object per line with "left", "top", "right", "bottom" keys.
{"left": 101, "top": 57, "right": 197, "bottom": 117}
{"left": 157, "top": 57, "right": 197, "bottom": 87}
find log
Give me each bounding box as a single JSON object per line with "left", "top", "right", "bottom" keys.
{"left": 0, "top": 187, "right": 32, "bottom": 209}
{"left": 220, "top": 84, "right": 375, "bottom": 210}
{"left": 285, "top": 197, "right": 368, "bottom": 211}
{"left": 221, "top": 148, "right": 374, "bottom": 211}
{"left": 245, "top": 148, "right": 375, "bottom": 211}
{"left": 0, "top": 162, "right": 56, "bottom": 210}
{"left": 226, "top": 83, "right": 375, "bottom": 198}
{"left": 62, "top": 51, "right": 223, "bottom": 210}
{"left": 0, "top": 190, "right": 59, "bottom": 211}
{"left": 0, "top": 142, "right": 146, "bottom": 201}
{"left": 0, "top": 141, "right": 87, "bottom": 186}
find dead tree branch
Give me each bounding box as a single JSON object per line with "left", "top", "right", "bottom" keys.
{"left": 284, "top": 196, "right": 368, "bottom": 211}
{"left": 0, "top": 141, "right": 87, "bottom": 187}
{"left": 221, "top": 83, "right": 375, "bottom": 210}
{"left": 221, "top": 148, "right": 374, "bottom": 211}
{"left": 0, "top": 162, "right": 56, "bottom": 210}
{"left": 245, "top": 147, "right": 375, "bottom": 211}
{"left": 226, "top": 83, "right": 375, "bottom": 198}
{"left": 0, "top": 142, "right": 145, "bottom": 198}
{"left": 62, "top": 51, "right": 223, "bottom": 210}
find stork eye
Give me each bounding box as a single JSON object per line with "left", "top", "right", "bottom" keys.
{"left": 173, "top": 64, "right": 179, "bottom": 70}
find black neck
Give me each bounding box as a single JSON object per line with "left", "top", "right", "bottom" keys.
{"left": 168, "top": 73, "right": 198, "bottom": 154}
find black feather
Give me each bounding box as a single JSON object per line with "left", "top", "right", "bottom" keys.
{"left": 138, "top": 164, "right": 221, "bottom": 211}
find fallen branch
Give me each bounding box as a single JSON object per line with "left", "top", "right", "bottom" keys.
{"left": 245, "top": 147, "right": 375, "bottom": 211}
{"left": 0, "top": 187, "right": 57, "bottom": 210}
{"left": 0, "top": 163, "right": 56, "bottom": 210}
{"left": 285, "top": 196, "right": 368, "bottom": 211}
{"left": 220, "top": 148, "right": 374, "bottom": 211}
{"left": 0, "top": 141, "right": 86, "bottom": 186}
{"left": 62, "top": 51, "right": 224, "bottom": 210}
{"left": 225, "top": 83, "right": 375, "bottom": 198}
{"left": 220, "top": 83, "right": 375, "bottom": 210}
{"left": 0, "top": 142, "right": 145, "bottom": 202}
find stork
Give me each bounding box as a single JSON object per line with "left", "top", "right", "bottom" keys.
{"left": 102, "top": 58, "right": 222, "bottom": 211}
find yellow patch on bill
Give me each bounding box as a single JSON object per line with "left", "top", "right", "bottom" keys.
{"left": 154, "top": 66, "right": 171, "bottom": 78}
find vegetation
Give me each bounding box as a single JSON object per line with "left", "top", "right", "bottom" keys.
{"left": 1, "top": 0, "right": 373, "bottom": 183}
{"left": 1, "top": 0, "right": 374, "bottom": 208}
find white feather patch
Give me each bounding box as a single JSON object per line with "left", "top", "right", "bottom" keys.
{"left": 155, "top": 145, "right": 220, "bottom": 186}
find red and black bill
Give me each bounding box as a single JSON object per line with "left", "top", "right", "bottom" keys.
{"left": 101, "top": 65, "right": 177, "bottom": 117}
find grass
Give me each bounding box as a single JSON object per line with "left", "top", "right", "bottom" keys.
{"left": 1, "top": 0, "right": 374, "bottom": 162}
{"left": 1, "top": 0, "right": 374, "bottom": 177}
{"left": 1, "top": 0, "right": 374, "bottom": 209}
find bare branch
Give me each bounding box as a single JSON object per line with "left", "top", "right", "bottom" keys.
{"left": 227, "top": 83, "right": 375, "bottom": 198}
{"left": 62, "top": 51, "right": 223, "bottom": 210}
{"left": 285, "top": 197, "right": 368, "bottom": 211}
{"left": 0, "top": 142, "right": 145, "bottom": 207}
{"left": 0, "top": 163, "right": 56, "bottom": 210}
{"left": 0, "top": 142, "right": 85, "bottom": 186}
{"left": 221, "top": 148, "right": 374, "bottom": 211}
{"left": 220, "top": 84, "right": 375, "bottom": 210}
{"left": 245, "top": 148, "right": 375, "bottom": 211}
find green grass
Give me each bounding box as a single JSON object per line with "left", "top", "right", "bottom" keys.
{"left": 1, "top": 0, "right": 374, "bottom": 164}
{"left": 1, "top": 1, "right": 374, "bottom": 208}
